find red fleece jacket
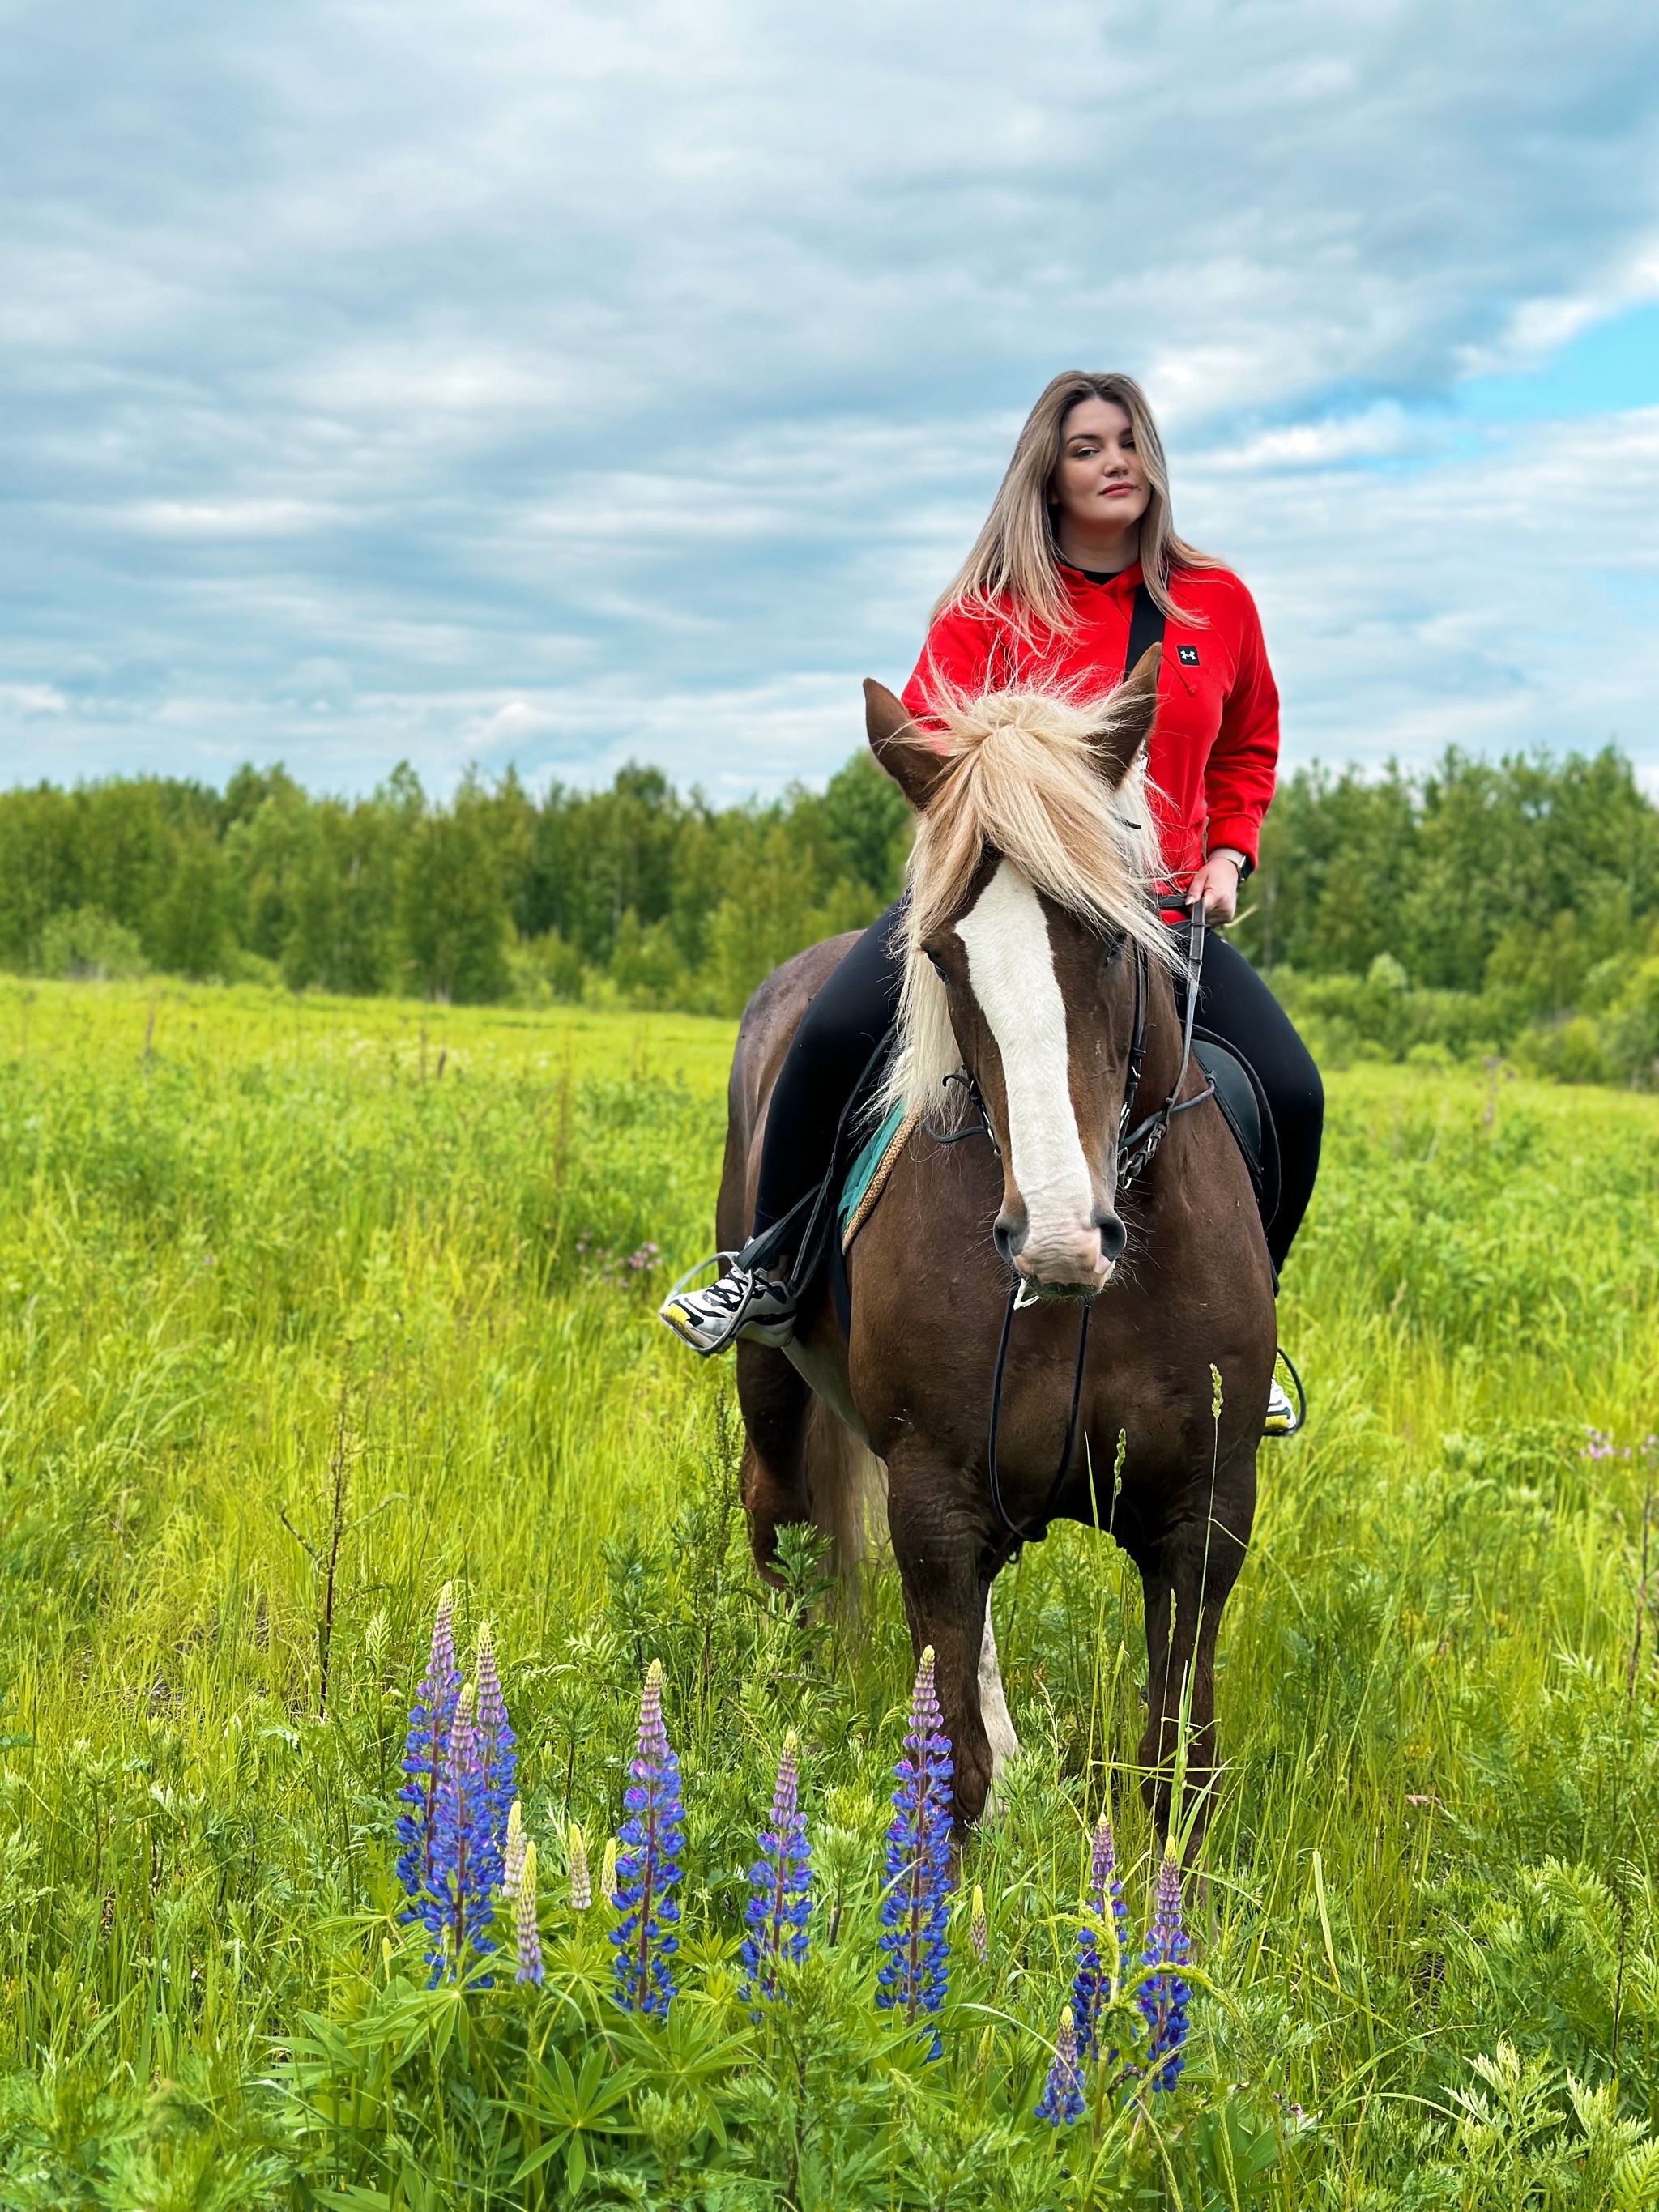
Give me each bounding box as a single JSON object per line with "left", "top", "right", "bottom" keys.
{"left": 899, "top": 560, "right": 1279, "bottom": 885}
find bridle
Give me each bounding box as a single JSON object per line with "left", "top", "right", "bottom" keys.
{"left": 972, "top": 901, "right": 1217, "bottom": 1569}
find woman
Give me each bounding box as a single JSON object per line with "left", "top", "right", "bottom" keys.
{"left": 663, "top": 371, "right": 1321, "bottom": 1432}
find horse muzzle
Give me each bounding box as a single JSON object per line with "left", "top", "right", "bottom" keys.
{"left": 996, "top": 1205, "right": 1125, "bottom": 1297}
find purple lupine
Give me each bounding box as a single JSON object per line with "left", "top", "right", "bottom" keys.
{"left": 610, "top": 1660, "right": 684, "bottom": 2018}
{"left": 1072, "top": 1813, "right": 1132, "bottom": 2061}
{"left": 1035, "top": 2010, "right": 1085, "bottom": 2127}
{"left": 876, "top": 1647, "right": 953, "bottom": 2055}
{"left": 740, "top": 1733, "right": 812, "bottom": 2015}
{"left": 504, "top": 1800, "right": 527, "bottom": 1899}
{"left": 569, "top": 1824, "right": 592, "bottom": 1912}
{"left": 1137, "top": 1853, "right": 1191, "bottom": 2092}
{"left": 472, "top": 1621, "right": 517, "bottom": 1894}
{"left": 429, "top": 1689, "right": 498, "bottom": 1983}
{"left": 514, "top": 1839, "right": 544, "bottom": 1987}
{"left": 395, "top": 1584, "right": 461, "bottom": 1917}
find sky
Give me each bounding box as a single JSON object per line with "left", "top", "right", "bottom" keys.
{"left": 2, "top": 0, "right": 1657, "bottom": 802}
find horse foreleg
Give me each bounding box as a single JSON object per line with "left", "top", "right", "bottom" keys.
{"left": 886, "top": 1469, "right": 1000, "bottom": 1831}
{"left": 1137, "top": 1483, "right": 1252, "bottom": 1856}
{"left": 735, "top": 1340, "right": 812, "bottom": 1588}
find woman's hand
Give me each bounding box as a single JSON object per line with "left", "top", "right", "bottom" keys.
{"left": 1186, "top": 851, "right": 1243, "bottom": 923}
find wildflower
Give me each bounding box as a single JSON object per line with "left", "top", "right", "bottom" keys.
{"left": 395, "top": 1583, "right": 461, "bottom": 1916}
{"left": 504, "top": 1799, "right": 526, "bottom": 1899}
{"left": 602, "top": 1836, "right": 618, "bottom": 1907}
{"left": 1072, "top": 1813, "right": 1131, "bottom": 2061}
{"left": 611, "top": 1660, "right": 684, "bottom": 2017}
{"left": 430, "top": 1686, "right": 497, "bottom": 1982}
{"left": 1584, "top": 1427, "right": 1615, "bottom": 1462}
{"left": 1035, "top": 2008, "right": 1085, "bottom": 2127}
{"left": 514, "top": 1839, "right": 544, "bottom": 1987}
{"left": 1137, "top": 1852, "right": 1192, "bottom": 2092}
{"left": 569, "top": 1822, "right": 592, "bottom": 1912}
{"left": 740, "top": 1733, "right": 811, "bottom": 2014}
{"left": 970, "top": 1883, "right": 988, "bottom": 1966}
{"left": 472, "top": 1621, "right": 518, "bottom": 1892}
{"left": 876, "top": 1646, "right": 953, "bottom": 2053}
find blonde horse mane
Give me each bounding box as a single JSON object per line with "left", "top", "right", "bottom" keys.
{"left": 880, "top": 687, "right": 1180, "bottom": 1123}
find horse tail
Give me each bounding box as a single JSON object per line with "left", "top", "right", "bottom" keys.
{"left": 803, "top": 1396, "right": 888, "bottom": 1610}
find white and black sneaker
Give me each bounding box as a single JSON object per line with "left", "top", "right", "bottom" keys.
{"left": 1264, "top": 1352, "right": 1305, "bottom": 1438}
{"left": 659, "top": 1262, "right": 797, "bottom": 1356}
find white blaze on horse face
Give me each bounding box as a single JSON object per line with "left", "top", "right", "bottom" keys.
{"left": 954, "top": 859, "right": 1107, "bottom": 1289}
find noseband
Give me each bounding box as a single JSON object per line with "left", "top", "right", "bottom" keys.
{"left": 975, "top": 903, "right": 1218, "bottom": 1567}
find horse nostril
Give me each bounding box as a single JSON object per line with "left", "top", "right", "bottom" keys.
{"left": 1096, "top": 1211, "right": 1128, "bottom": 1264}
{"left": 993, "top": 1213, "right": 1026, "bottom": 1264}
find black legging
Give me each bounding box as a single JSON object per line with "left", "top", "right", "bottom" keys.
{"left": 753, "top": 898, "right": 1323, "bottom": 1276}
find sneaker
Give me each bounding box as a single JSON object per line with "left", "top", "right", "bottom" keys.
{"left": 659, "top": 1263, "right": 797, "bottom": 1355}
{"left": 1264, "top": 1370, "right": 1303, "bottom": 1437}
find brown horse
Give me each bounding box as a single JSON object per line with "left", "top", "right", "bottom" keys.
{"left": 717, "top": 653, "right": 1277, "bottom": 1842}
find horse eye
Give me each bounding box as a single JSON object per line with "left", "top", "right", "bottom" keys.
{"left": 926, "top": 949, "right": 949, "bottom": 978}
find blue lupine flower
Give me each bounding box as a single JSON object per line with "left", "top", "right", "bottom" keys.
{"left": 514, "top": 1838, "right": 544, "bottom": 1987}
{"left": 1035, "top": 2009, "right": 1085, "bottom": 2127}
{"left": 740, "top": 1732, "right": 811, "bottom": 2015}
{"left": 1137, "top": 1852, "right": 1191, "bottom": 2092}
{"left": 472, "top": 1619, "right": 517, "bottom": 1893}
{"left": 395, "top": 1583, "right": 461, "bottom": 1920}
{"left": 611, "top": 1660, "right": 684, "bottom": 2018}
{"left": 876, "top": 1645, "right": 953, "bottom": 2055}
{"left": 429, "top": 1686, "right": 498, "bottom": 1982}
{"left": 1072, "top": 1812, "right": 1131, "bottom": 2061}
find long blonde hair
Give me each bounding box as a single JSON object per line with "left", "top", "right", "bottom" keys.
{"left": 935, "top": 372, "right": 1216, "bottom": 638}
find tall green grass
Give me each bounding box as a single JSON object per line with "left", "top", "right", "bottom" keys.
{"left": 0, "top": 978, "right": 1656, "bottom": 2207}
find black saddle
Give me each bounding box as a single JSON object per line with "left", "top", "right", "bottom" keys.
{"left": 1192, "top": 1029, "right": 1282, "bottom": 1234}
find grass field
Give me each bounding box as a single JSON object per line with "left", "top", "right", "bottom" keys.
{"left": 2, "top": 975, "right": 1657, "bottom": 2210}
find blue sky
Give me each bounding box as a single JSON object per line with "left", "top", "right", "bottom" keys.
{"left": 2, "top": 0, "right": 1657, "bottom": 799}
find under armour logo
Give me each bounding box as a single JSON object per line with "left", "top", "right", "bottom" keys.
{"left": 1177, "top": 646, "right": 1200, "bottom": 667}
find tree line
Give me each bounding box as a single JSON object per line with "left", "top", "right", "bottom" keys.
{"left": 3, "top": 741, "right": 1657, "bottom": 1080}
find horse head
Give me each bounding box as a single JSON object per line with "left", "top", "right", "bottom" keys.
{"left": 864, "top": 649, "right": 1171, "bottom": 1299}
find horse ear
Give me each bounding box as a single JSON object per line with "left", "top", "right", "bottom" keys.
{"left": 1088, "top": 644, "right": 1161, "bottom": 786}
{"left": 864, "top": 679, "right": 949, "bottom": 811}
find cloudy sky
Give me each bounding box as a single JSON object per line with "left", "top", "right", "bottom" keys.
{"left": 3, "top": 0, "right": 1657, "bottom": 799}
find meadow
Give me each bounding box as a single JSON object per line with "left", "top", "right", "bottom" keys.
{"left": 1, "top": 974, "right": 1657, "bottom": 2210}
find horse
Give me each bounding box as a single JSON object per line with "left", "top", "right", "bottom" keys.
{"left": 717, "top": 650, "right": 1277, "bottom": 1843}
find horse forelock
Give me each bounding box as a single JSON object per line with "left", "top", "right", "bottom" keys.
{"left": 880, "top": 688, "right": 1179, "bottom": 1123}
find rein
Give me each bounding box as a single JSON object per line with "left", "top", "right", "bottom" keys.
{"left": 978, "top": 901, "right": 1216, "bottom": 1565}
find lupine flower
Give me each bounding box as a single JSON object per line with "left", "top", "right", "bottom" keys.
{"left": 504, "top": 1799, "right": 526, "bottom": 1899}
{"left": 569, "top": 1822, "right": 591, "bottom": 1912}
{"left": 876, "top": 1646, "right": 953, "bottom": 2054}
{"left": 1072, "top": 1813, "right": 1132, "bottom": 2061}
{"left": 395, "top": 1584, "right": 461, "bottom": 1912}
{"left": 514, "top": 1839, "right": 544, "bottom": 1987}
{"left": 602, "top": 1837, "right": 618, "bottom": 1907}
{"left": 472, "top": 1622, "right": 517, "bottom": 1894}
{"left": 740, "top": 1732, "right": 811, "bottom": 2014}
{"left": 1035, "top": 2009, "right": 1085, "bottom": 2127}
{"left": 970, "top": 1884, "right": 988, "bottom": 1966}
{"left": 429, "top": 1686, "right": 497, "bottom": 1982}
{"left": 611, "top": 1660, "right": 684, "bottom": 2018}
{"left": 1137, "top": 1852, "right": 1192, "bottom": 2092}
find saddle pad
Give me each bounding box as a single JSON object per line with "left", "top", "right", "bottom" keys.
{"left": 838, "top": 1099, "right": 924, "bottom": 1251}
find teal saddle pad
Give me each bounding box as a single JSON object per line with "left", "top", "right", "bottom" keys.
{"left": 837, "top": 1099, "right": 909, "bottom": 1243}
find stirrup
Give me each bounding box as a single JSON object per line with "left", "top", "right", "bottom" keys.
{"left": 1264, "top": 1347, "right": 1306, "bottom": 1437}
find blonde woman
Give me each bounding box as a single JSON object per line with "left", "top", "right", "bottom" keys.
{"left": 663, "top": 372, "right": 1320, "bottom": 1430}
